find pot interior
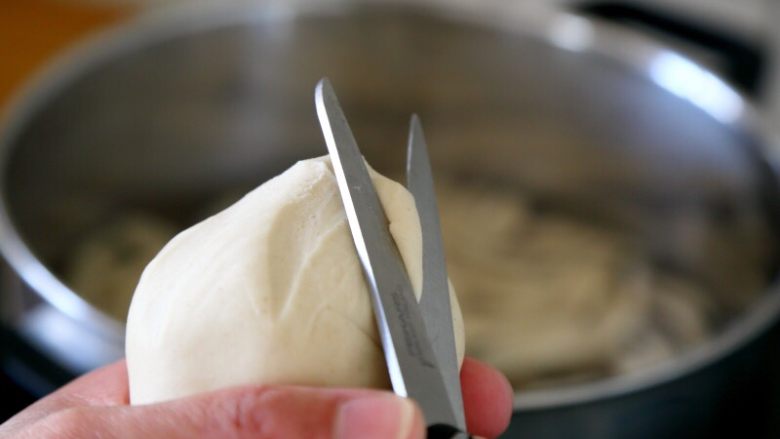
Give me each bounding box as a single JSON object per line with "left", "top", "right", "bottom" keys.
{"left": 2, "top": 5, "right": 778, "bottom": 394}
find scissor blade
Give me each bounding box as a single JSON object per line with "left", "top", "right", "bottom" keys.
{"left": 314, "top": 78, "right": 458, "bottom": 427}
{"left": 406, "top": 115, "right": 466, "bottom": 430}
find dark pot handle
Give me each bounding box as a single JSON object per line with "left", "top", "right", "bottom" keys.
{"left": 575, "top": 1, "right": 767, "bottom": 99}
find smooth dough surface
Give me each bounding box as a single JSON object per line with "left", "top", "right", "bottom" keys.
{"left": 126, "top": 156, "right": 465, "bottom": 404}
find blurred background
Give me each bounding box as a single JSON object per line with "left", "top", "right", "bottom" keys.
{"left": 1, "top": 0, "right": 780, "bottom": 438}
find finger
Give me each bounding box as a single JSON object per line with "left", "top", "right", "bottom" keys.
{"left": 29, "top": 386, "right": 426, "bottom": 439}
{"left": 461, "top": 357, "right": 513, "bottom": 439}
{"left": 0, "top": 361, "right": 128, "bottom": 436}
{"left": 56, "top": 360, "right": 129, "bottom": 405}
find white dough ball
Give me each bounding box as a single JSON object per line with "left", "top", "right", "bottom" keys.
{"left": 126, "top": 156, "right": 465, "bottom": 404}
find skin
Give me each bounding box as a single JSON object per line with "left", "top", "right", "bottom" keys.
{"left": 0, "top": 357, "right": 513, "bottom": 439}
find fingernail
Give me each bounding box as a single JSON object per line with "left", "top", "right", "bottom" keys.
{"left": 335, "top": 395, "right": 417, "bottom": 439}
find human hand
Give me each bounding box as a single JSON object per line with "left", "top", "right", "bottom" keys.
{"left": 0, "top": 357, "right": 512, "bottom": 439}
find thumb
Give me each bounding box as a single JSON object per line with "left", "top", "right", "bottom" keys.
{"left": 33, "top": 386, "right": 425, "bottom": 439}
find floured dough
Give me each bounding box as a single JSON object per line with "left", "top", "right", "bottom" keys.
{"left": 437, "top": 183, "right": 714, "bottom": 387}
{"left": 66, "top": 214, "right": 177, "bottom": 322}
{"left": 126, "top": 156, "right": 465, "bottom": 404}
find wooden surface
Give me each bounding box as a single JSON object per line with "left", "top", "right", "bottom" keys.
{"left": 0, "top": 0, "right": 131, "bottom": 106}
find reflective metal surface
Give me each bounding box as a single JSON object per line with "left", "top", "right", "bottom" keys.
{"left": 407, "top": 114, "right": 465, "bottom": 429}
{"left": 0, "top": 1, "right": 778, "bottom": 437}
{"left": 316, "top": 78, "right": 462, "bottom": 430}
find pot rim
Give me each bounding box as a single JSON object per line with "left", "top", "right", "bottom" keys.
{"left": 0, "top": 0, "right": 778, "bottom": 411}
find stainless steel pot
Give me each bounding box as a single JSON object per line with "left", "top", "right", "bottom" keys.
{"left": 1, "top": 1, "right": 779, "bottom": 437}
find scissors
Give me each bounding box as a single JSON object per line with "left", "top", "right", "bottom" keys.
{"left": 315, "top": 78, "right": 470, "bottom": 439}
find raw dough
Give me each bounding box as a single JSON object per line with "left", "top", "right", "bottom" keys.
{"left": 126, "top": 156, "right": 465, "bottom": 404}
{"left": 66, "top": 214, "right": 177, "bottom": 322}
{"left": 437, "top": 183, "right": 714, "bottom": 387}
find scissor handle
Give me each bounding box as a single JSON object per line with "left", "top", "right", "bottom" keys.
{"left": 427, "top": 424, "right": 471, "bottom": 438}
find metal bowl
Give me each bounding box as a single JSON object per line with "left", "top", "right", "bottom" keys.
{"left": 1, "top": 1, "right": 779, "bottom": 437}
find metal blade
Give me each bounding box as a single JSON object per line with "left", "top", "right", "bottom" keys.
{"left": 314, "top": 78, "right": 458, "bottom": 427}
{"left": 406, "top": 115, "right": 466, "bottom": 430}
